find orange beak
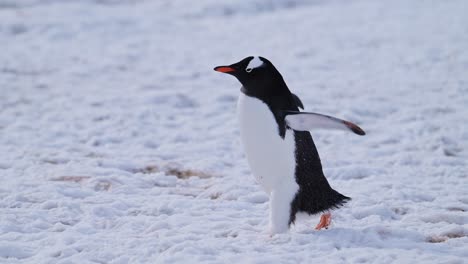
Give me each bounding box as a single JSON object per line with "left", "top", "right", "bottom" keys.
{"left": 214, "top": 66, "right": 235, "bottom": 73}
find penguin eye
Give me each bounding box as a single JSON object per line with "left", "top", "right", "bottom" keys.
{"left": 246, "top": 68, "right": 253, "bottom": 73}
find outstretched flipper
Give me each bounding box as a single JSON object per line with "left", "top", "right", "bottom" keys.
{"left": 284, "top": 111, "right": 365, "bottom": 136}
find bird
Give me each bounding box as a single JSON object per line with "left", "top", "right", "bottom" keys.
{"left": 214, "top": 56, "right": 365, "bottom": 234}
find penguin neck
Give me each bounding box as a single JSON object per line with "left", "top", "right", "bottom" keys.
{"left": 240, "top": 76, "right": 291, "bottom": 105}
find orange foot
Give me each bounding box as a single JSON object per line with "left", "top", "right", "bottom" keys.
{"left": 315, "top": 212, "right": 332, "bottom": 230}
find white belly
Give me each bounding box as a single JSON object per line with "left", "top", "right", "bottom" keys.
{"left": 237, "top": 93, "right": 298, "bottom": 193}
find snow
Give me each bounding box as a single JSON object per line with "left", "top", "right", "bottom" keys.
{"left": 1, "top": 0, "right": 467, "bottom": 263}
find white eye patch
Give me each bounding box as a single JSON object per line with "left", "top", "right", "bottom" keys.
{"left": 246, "top": 56, "right": 264, "bottom": 72}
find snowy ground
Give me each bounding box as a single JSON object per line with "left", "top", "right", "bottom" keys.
{"left": 1, "top": 0, "right": 468, "bottom": 263}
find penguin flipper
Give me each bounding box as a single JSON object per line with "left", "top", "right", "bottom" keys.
{"left": 291, "top": 93, "right": 304, "bottom": 109}
{"left": 284, "top": 111, "right": 365, "bottom": 136}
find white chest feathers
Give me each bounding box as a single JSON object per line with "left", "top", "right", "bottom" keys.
{"left": 237, "top": 93, "right": 298, "bottom": 193}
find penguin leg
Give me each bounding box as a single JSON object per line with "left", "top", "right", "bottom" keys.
{"left": 314, "top": 212, "right": 332, "bottom": 230}
{"left": 269, "top": 185, "right": 298, "bottom": 234}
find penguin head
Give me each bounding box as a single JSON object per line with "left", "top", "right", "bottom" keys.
{"left": 214, "top": 56, "right": 288, "bottom": 96}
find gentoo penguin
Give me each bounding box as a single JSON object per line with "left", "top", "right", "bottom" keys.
{"left": 214, "top": 56, "right": 365, "bottom": 234}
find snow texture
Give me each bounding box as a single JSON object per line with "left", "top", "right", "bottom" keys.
{"left": 1, "top": 0, "right": 468, "bottom": 263}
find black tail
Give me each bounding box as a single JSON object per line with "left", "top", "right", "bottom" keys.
{"left": 289, "top": 188, "right": 350, "bottom": 225}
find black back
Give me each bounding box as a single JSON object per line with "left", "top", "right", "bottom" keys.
{"left": 218, "top": 56, "right": 350, "bottom": 225}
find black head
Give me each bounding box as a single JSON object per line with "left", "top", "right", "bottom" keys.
{"left": 214, "top": 56, "right": 291, "bottom": 98}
